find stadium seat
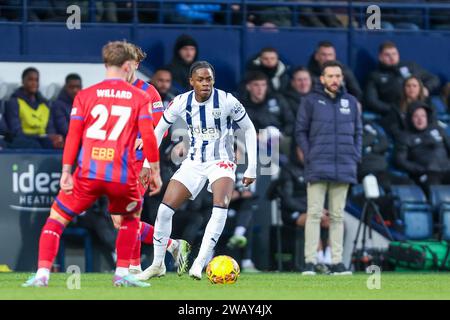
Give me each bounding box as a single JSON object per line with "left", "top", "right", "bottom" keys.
{"left": 429, "top": 185, "right": 450, "bottom": 215}
{"left": 429, "top": 186, "right": 450, "bottom": 240}
{"left": 430, "top": 96, "right": 448, "bottom": 115}
{"left": 391, "top": 185, "right": 427, "bottom": 204}
{"left": 391, "top": 185, "right": 433, "bottom": 239}
{"left": 362, "top": 111, "right": 381, "bottom": 122}
{"left": 57, "top": 227, "right": 93, "bottom": 272}
{"left": 440, "top": 204, "right": 450, "bottom": 241}
{"left": 400, "top": 203, "right": 433, "bottom": 239}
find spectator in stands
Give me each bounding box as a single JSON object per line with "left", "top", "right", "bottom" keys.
{"left": 252, "top": 2, "right": 292, "bottom": 28}
{"left": 166, "top": 34, "right": 199, "bottom": 91}
{"left": 151, "top": 68, "right": 178, "bottom": 108}
{"left": 167, "top": 2, "right": 221, "bottom": 25}
{"left": 382, "top": 76, "right": 434, "bottom": 138}
{"left": 395, "top": 101, "right": 450, "bottom": 196}
{"left": 307, "top": 41, "right": 362, "bottom": 101}
{"left": 365, "top": 41, "right": 441, "bottom": 116}
{"left": 239, "top": 71, "right": 294, "bottom": 137}
{"left": 52, "top": 73, "right": 82, "bottom": 137}
{"left": 296, "top": 0, "right": 344, "bottom": 28}
{"left": 282, "top": 67, "right": 312, "bottom": 117}
{"left": 296, "top": 60, "right": 362, "bottom": 275}
{"left": 0, "top": 109, "right": 8, "bottom": 149}
{"left": 246, "top": 47, "right": 290, "bottom": 93}
{"left": 6, "top": 67, "right": 63, "bottom": 149}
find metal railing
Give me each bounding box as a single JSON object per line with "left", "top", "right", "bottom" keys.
{"left": 0, "top": 1, "right": 449, "bottom": 30}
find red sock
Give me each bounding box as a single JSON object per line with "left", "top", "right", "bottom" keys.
{"left": 116, "top": 216, "right": 139, "bottom": 268}
{"left": 139, "top": 221, "right": 172, "bottom": 247}
{"left": 130, "top": 223, "right": 142, "bottom": 266}
{"left": 38, "top": 218, "right": 65, "bottom": 269}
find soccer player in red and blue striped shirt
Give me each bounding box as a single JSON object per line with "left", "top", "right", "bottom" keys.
{"left": 23, "top": 41, "right": 162, "bottom": 288}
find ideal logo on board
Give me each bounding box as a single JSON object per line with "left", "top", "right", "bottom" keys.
{"left": 11, "top": 164, "right": 60, "bottom": 212}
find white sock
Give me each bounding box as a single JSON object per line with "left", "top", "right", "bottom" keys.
{"left": 196, "top": 206, "right": 228, "bottom": 267}
{"left": 167, "top": 239, "right": 178, "bottom": 255}
{"left": 115, "top": 267, "right": 129, "bottom": 277}
{"left": 152, "top": 203, "right": 175, "bottom": 266}
{"left": 129, "top": 264, "right": 142, "bottom": 271}
{"left": 234, "top": 226, "right": 246, "bottom": 237}
{"left": 36, "top": 268, "right": 50, "bottom": 279}
{"left": 242, "top": 259, "right": 253, "bottom": 268}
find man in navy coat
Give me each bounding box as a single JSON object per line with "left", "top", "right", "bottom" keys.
{"left": 296, "top": 60, "right": 362, "bottom": 275}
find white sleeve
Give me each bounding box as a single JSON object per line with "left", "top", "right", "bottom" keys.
{"left": 236, "top": 112, "right": 258, "bottom": 179}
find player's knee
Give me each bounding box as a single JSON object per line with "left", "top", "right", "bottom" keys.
{"left": 306, "top": 209, "right": 322, "bottom": 222}
{"left": 49, "top": 208, "right": 71, "bottom": 227}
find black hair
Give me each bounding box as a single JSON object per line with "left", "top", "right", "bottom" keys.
{"left": 22, "top": 67, "right": 39, "bottom": 81}
{"left": 189, "top": 61, "right": 215, "bottom": 78}
{"left": 154, "top": 67, "right": 172, "bottom": 75}
{"left": 65, "top": 73, "right": 82, "bottom": 84}
{"left": 316, "top": 41, "right": 335, "bottom": 51}
{"left": 259, "top": 47, "right": 278, "bottom": 55}
{"left": 244, "top": 70, "right": 268, "bottom": 84}
{"left": 321, "top": 60, "right": 343, "bottom": 75}
{"left": 378, "top": 40, "right": 397, "bottom": 54}
{"left": 290, "top": 66, "right": 310, "bottom": 78}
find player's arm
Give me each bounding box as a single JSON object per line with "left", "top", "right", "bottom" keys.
{"left": 138, "top": 101, "right": 162, "bottom": 195}
{"left": 231, "top": 97, "right": 257, "bottom": 186}
{"left": 60, "top": 94, "right": 85, "bottom": 194}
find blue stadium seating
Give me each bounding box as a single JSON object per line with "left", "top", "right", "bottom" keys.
{"left": 429, "top": 186, "right": 450, "bottom": 240}
{"left": 391, "top": 185, "right": 433, "bottom": 239}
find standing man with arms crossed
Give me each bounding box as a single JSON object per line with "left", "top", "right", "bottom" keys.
{"left": 137, "top": 61, "right": 258, "bottom": 281}
{"left": 23, "top": 41, "right": 162, "bottom": 287}
{"left": 296, "top": 60, "right": 362, "bottom": 276}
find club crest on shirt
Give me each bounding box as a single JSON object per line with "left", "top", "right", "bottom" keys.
{"left": 340, "top": 99, "right": 350, "bottom": 114}
{"left": 212, "top": 109, "right": 222, "bottom": 119}
{"left": 71, "top": 108, "right": 77, "bottom": 116}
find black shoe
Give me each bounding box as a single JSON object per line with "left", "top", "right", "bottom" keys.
{"left": 302, "top": 263, "right": 317, "bottom": 275}
{"left": 330, "top": 263, "right": 353, "bottom": 275}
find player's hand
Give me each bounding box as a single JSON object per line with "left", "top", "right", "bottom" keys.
{"left": 135, "top": 138, "right": 144, "bottom": 150}
{"left": 139, "top": 167, "right": 151, "bottom": 190}
{"left": 111, "top": 215, "right": 122, "bottom": 230}
{"left": 60, "top": 171, "right": 74, "bottom": 194}
{"left": 147, "top": 162, "right": 162, "bottom": 196}
{"left": 242, "top": 176, "right": 256, "bottom": 187}
{"left": 148, "top": 172, "right": 163, "bottom": 196}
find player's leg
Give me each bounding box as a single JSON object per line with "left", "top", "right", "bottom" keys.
{"left": 303, "top": 182, "right": 328, "bottom": 275}
{"left": 107, "top": 182, "right": 150, "bottom": 287}
{"left": 190, "top": 177, "right": 235, "bottom": 280}
{"left": 23, "top": 177, "right": 97, "bottom": 287}
{"left": 135, "top": 180, "right": 192, "bottom": 280}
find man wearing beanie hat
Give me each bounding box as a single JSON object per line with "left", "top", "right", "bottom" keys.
{"left": 166, "top": 34, "right": 199, "bottom": 91}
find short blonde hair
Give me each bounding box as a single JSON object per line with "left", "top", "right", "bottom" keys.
{"left": 102, "top": 41, "right": 137, "bottom": 67}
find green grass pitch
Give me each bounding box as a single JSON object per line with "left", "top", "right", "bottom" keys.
{"left": 1, "top": 272, "right": 450, "bottom": 300}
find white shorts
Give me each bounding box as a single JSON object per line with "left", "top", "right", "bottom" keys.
{"left": 171, "top": 159, "right": 237, "bottom": 200}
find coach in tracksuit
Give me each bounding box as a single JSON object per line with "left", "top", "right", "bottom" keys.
{"left": 295, "top": 60, "right": 362, "bottom": 275}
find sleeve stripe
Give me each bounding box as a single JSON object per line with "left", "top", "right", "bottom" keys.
{"left": 70, "top": 116, "right": 84, "bottom": 120}
{"left": 139, "top": 115, "right": 153, "bottom": 120}
{"left": 235, "top": 112, "right": 247, "bottom": 123}
{"left": 162, "top": 114, "right": 173, "bottom": 125}
{"left": 152, "top": 107, "right": 165, "bottom": 113}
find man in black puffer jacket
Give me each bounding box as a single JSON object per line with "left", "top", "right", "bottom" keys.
{"left": 296, "top": 60, "right": 362, "bottom": 275}
{"left": 364, "top": 41, "right": 440, "bottom": 116}
{"left": 395, "top": 101, "right": 450, "bottom": 197}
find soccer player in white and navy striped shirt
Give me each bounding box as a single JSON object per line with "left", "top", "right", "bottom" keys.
{"left": 137, "top": 61, "right": 258, "bottom": 281}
